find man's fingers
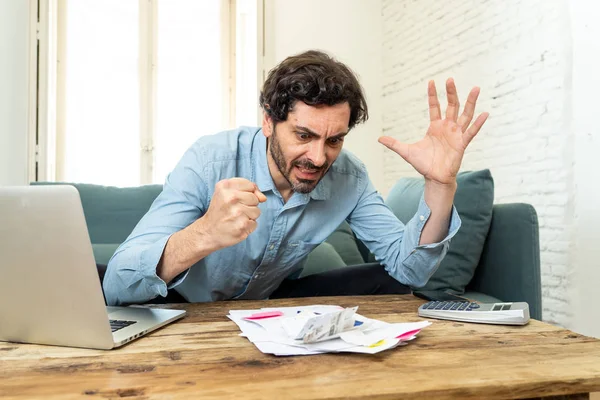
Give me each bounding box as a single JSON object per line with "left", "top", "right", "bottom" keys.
{"left": 224, "top": 177, "right": 258, "bottom": 192}
{"left": 464, "top": 112, "right": 489, "bottom": 146}
{"left": 254, "top": 188, "right": 267, "bottom": 203}
{"left": 428, "top": 80, "right": 441, "bottom": 121}
{"left": 240, "top": 204, "right": 261, "bottom": 221}
{"left": 244, "top": 219, "right": 258, "bottom": 235}
{"left": 228, "top": 178, "right": 266, "bottom": 202}
{"left": 445, "top": 78, "right": 460, "bottom": 122}
{"left": 236, "top": 191, "right": 261, "bottom": 206}
{"left": 378, "top": 136, "right": 409, "bottom": 161}
{"left": 457, "top": 87, "right": 480, "bottom": 132}
{"left": 219, "top": 178, "right": 266, "bottom": 203}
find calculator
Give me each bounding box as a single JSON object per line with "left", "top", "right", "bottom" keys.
{"left": 418, "top": 301, "right": 530, "bottom": 325}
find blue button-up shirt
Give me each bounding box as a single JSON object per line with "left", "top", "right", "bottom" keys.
{"left": 103, "top": 127, "right": 460, "bottom": 305}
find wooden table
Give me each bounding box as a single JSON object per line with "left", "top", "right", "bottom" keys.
{"left": 1, "top": 295, "right": 600, "bottom": 399}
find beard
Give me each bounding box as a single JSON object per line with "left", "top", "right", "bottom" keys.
{"left": 269, "top": 126, "right": 330, "bottom": 194}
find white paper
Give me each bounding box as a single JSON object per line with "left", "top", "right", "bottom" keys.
{"left": 339, "top": 321, "right": 431, "bottom": 346}
{"left": 228, "top": 305, "right": 430, "bottom": 356}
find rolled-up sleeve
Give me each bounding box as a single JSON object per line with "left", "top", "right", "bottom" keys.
{"left": 348, "top": 177, "right": 461, "bottom": 288}
{"left": 396, "top": 195, "right": 460, "bottom": 287}
{"left": 103, "top": 146, "right": 208, "bottom": 305}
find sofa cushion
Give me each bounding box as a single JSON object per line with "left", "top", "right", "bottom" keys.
{"left": 462, "top": 291, "right": 502, "bottom": 304}
{"left": 32, "top": 182, "right": 163, "bottom": 244}
{"left": 385, "top": 169, "right": 494, "bottom": 294}
{"left": 300, "top": 242, "right": 347, "bottom": 278}
{"left": 324, "top": 221, "right": 366, "bottom": 265}
{"left": 466, "top": 203, "right": 542, "bottom": 319}
{"left": 92, "top": 243, "right": 120, "bottom": 265}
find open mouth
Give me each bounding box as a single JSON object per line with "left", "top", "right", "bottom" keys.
{"left": 294, "top": 165, "right": 321, "bottom": 180}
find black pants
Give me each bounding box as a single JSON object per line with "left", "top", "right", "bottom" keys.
{"left": 98, "top": 262, "right": 411, "bottom": 304}
{"left": 270, "top": 263, "right": 411, "bottom": 298}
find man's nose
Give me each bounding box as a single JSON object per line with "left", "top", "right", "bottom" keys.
{"left": 307, "top": 142, "right": 326, "bottom": 167}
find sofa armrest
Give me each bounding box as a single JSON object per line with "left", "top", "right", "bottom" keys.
{"left": 466, "top": 203, "right": 542, "bottom": 320}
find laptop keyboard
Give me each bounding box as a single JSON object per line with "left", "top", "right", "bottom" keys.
{"left": 110, "top": 319, "right": 137, "bottom": 332}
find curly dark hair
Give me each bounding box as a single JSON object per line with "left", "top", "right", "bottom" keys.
{"left": 259, "top": 50, "right": 368, "bottom": 130}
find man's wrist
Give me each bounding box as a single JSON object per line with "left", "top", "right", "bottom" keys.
{"left": 424, "top": 178, "right": 457, "bottom": 198}
{"left": 158, "top": 218, "right": 221, "bottom": 284}
{"left": 420, "top": 178, "right": 456, "bottom": 245}
{"left": 189, "top": 217, "right": 222, "bottom": 256}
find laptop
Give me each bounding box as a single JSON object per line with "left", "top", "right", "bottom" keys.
{"left": 0, "top": 185, "right": 186, "bottom": 349}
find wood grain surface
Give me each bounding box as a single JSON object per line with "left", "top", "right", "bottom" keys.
{"left": 1, "top": 295, "right": 599, "bottom": 399}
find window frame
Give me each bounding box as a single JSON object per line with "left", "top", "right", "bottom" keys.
{"left": 31, "top": 0, "right": 263, "bottom": 185}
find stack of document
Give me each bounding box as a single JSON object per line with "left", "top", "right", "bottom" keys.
{"left": 227, "top": 305, "right": 431, "bottom": 356}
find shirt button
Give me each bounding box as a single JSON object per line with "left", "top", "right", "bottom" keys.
{"left": 269, "top": 244, "right": 275, "bottom": 250}
{"left": 419, "top": 215, "right": 425, "bottom": 221}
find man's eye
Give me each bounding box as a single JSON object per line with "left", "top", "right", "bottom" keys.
{"left": 297, "top": 133, "right": 310, "bottom": 140}
{"left": 328, "top": 138, "right": 343, "bottom": 145}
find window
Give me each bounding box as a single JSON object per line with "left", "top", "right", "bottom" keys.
{"left": 47, "top": 0, "right": 260, "bottom": 186}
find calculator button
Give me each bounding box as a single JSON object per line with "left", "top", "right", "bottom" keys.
{"left": 434, "top": 303, "right": 446, "bottom": 310}
{"left": 458, "top": 303, "right": 468, "bottom": 310}
{"left": 442, "top": 303, "right": 453, "bottom": 310}
{"left": 469, "top": 303, "right": 480, "bottom": 309}
{"left": 450, "top": 302, "right": 460, "bottom": 310}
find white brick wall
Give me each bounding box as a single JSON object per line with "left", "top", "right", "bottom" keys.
{"left": 568, "top": 1, "right": 600, "bottom": 338}
{"left": 382, "top": 0, "right": 573, "bottom": 325}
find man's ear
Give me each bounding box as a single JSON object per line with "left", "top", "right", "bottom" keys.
{"left": 262, "top": 111, "right": 273, "bottom": 138}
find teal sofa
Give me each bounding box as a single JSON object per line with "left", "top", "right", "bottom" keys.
{"left": 33, "top": 171, "right": 542, "bottom": 319}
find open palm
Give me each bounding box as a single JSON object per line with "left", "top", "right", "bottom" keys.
{"left": 379, "top": 79, "right": 489, "bottom": 185}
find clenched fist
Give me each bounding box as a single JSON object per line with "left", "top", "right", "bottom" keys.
{"left": 198, "top": 177, "right": 267, "bottom": 249}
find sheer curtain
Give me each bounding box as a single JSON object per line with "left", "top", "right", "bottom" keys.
{"left": 61, "top": 1, "right": 140, "bottom": 186}
{"left": 58, "top": 0, "right": 258, "bottom": 187}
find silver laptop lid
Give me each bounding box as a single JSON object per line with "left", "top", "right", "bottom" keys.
{"left": 0, "top": 185, "right": 114, "bottom": 349}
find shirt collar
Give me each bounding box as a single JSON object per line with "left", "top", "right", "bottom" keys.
{"left": 252, "top": 128, "right": 330, "bottom": 201}
{"left": 253, "top": 130, "right": 275, "bottom": 193}
{"left": 308, "top": 175, "right": 330, "bottom": 201}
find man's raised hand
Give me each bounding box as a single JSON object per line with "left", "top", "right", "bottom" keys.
{"left": 378, "top": 78, "right": 489, "bottom": 185}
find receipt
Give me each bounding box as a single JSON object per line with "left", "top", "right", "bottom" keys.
{"left": 282, "top": 306, "right": 359, "bottom": 343}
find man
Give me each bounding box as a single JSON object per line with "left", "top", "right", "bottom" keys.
{"left": 103, "top": 50, "right": 488, "bottom": 305}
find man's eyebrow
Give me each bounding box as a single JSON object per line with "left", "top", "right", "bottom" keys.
{"left": 295, "top": 125, "right": 349, "bottom": 139}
